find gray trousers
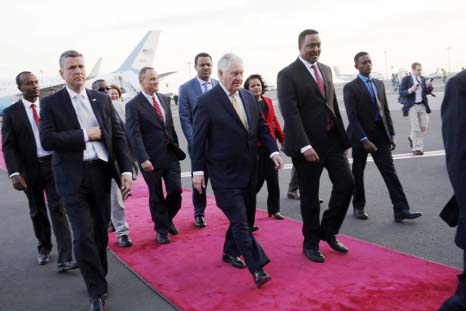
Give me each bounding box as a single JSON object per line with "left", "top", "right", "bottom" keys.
{"left": 110, "top": 179, "right": 129, "bottom": 237}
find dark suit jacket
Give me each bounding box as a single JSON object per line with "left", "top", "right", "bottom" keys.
{"left": 441, "top": 69, "right": 466, "bottom": 249}
{"left": 178, "top": 77, "right": 218, "bottom": 149}
{"left": 191, "top": 85, "right": 278, "bottom": 189}
{"left": 343, "top": 77, "right": 395, "bottom": 145}
{"left": 39, "top": 88, "right": 132, "bottom": 196}
{"left": 125, "top": 92, "right": 181, "bottom": 169}
{"left": 277, "top": 58, "right": 350, "bottom": 157}
{"left": 1, "top": 100, "right": 43, "bottom": 185}
{"left": 399, "top": 75, "right": 433, "bottom": 116}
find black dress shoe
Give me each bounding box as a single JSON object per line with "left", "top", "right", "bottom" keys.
{"left": 222, "top": 254, "right": 247, "bottom": 269}
{"left": 194, "top": 216, "right": 207, "bottom": 228}
{"left": 156, "top": 233, "right": 170, "bottom": 244}
{"left": 287, "top": 190, "right": 300, "bottom": 199}
{"left": 303, "top": 248, "right": 325, "bottom": 262}
{"left": 168, "top": 223, "right": 179, "bottom": 235}
{"left": 251, "top": 226, "right": 260, "bottom": 232}
{"left": 37, "top": 253, "right": 50, "bottom": 265}
{"left": 118, "top": 235, "right": 133, "bottom": 247}
{"left": 325, "top": 236, "right": 348, "bottom": 253}
{"left": 353, "top": 208, "right": 369, "bottom": 220}
{"left": 394, "top": 210, "right": 422, "bottom": 222}
{"left": 269, "top": 212, "right": 284, "bottom": 220}
{"left": 253, "top": 270, "right": 271, "bottom": 287}
{"left": 57, "top": 261, "right": 79, "bottom": 273}
{"left": 89, "top": 297, "right": 104, "bottom": 311}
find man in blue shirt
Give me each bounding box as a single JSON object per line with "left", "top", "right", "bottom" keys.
{"left": 343, "top": 52, "right": 422, "bottom": 222}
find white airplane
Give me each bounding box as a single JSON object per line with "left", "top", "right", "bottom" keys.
{"left": 90, "top": 30, "right": 175, "bottom": 100}
{"left": 0, "top": 30, "right": 173, "bottom": 116}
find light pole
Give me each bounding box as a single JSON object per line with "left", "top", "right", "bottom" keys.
{"left": 446, "top": 46, "right": 452, "bottom": 73}
{"left": 384, "top": 50, "right": 388, "bottom": 80}
{"left": 187, "top": 61, "right": 192, "bottom": 79}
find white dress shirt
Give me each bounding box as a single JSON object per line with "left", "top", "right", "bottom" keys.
{"left": 66, "top": 86, "right": 109, "bottom": 162}
{"left": 411, "top": 75, "right": 423, "bottom": 103}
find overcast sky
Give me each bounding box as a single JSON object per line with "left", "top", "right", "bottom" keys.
{"left": 1, "top": 0, "right": 465, "bottom": 91}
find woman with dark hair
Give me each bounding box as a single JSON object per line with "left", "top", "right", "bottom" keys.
{"left": 244, "top": 74, "right": 285, "bottom": 220}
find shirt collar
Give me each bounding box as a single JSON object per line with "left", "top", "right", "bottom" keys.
{"left": 219, "top": 82, "right": 237, "bottom": 97}
{"left": 358, "top": 73, "right": 373, "bottom": 83}
{"left": 22, "top": 97, "right": 40, "bottom": 108}
{"left": 197, "top": 77, "right": 212, "bottom": 86}
{"left": 298, "top": 55, "right": 317, "bottom": 68}
{"left": 66, "top": 86, "right": 88, "bottom": 100}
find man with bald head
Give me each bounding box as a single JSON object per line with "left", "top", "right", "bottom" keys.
{"left": 126, "top": 67, "right": 184, "bottom": 245}
{"left": 2, "top": 71, "right": 75, "bottom": 271}
{"left": 192, "top": 53, "right": 284, "bottom": 287}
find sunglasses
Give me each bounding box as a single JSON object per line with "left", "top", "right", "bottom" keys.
{"left": 98, "top": 87, "right": 110, "bottom": 92}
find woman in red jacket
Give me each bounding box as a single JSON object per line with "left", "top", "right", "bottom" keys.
{"left": 244, "top": 74, "right": 285, "bottom": 220}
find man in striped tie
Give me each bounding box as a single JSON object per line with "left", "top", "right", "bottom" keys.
{"left": 126, "top": 67, "right": 184, "bottom": 245}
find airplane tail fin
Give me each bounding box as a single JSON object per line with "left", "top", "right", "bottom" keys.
{"left": 116, "top": 30, "right": 160, "bottom": 73}
{"left": 87, "top": 57, "right": 102, "bottom": 80}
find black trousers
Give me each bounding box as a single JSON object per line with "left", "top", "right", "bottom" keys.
{"left": 61, "top": 160, "right": 111, "bottom": 298}
{"left": 288, "top": 166, "right": 299, "bottom": 192}
{"left": 25, "top": 156, "right": 73, "bottom": 263}
{"left": 438, "top": 251, "right": 466, "bottom": 310}
{"left": 256, "top": 147, "right": 280, "bottom": 216}
{"left": 192, "top": 170, "right": 208, "bottom": 217}
{"left": 292, "top": 133, "right": 353, "bottom": 249}
{"left": 141, "top": 160, "right": 182, "bottom": 234}
{"left": 352, "top": 124, "right": 410, "bottom": 213}
{"left": 214, "top": 187, "right": 270, "bottom": 274}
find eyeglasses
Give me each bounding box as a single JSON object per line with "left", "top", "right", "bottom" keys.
{"left": 98, "top": 87, "right": 110, "bottom": 92}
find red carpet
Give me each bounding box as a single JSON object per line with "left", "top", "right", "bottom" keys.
{"left": 0, "top": 144, "right": 458, "bottom": 310}
{"left": 108, "top": 178, "right": 459, "bottom": 311}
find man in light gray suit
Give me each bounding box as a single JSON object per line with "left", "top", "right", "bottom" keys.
{"left": 179, "top": 52, "right": 218, "bottom": 228}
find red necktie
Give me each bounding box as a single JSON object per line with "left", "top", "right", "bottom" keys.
{"left": 152, "top": 95, "right": 164, "bottom": 122}
{"left": 311, "top": 65, "right": 333, "bottom": 130}
{"left": 31, "top": 103, "right": 40, "bottom": 127}
{"left": 311, "top": 64, "right": 326, "bottom": 98}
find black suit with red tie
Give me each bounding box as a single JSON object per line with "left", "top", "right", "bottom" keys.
{"left": 277, "top": 58, "right": 353, "bottom": 250}
{"left": 125, "top": 92, "right": 183, "bottom": 235}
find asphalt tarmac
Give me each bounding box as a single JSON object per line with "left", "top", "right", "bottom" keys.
{"left": 0, "top": 79, "right": 460, "bottom": 311}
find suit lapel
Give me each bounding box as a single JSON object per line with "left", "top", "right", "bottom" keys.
{"left": 86, "top": 90, "right": 104, "bottom": 128}
{"left": 191, "top": 78, "right": 203, "bottom": 98}
{"left": 295, "top": 59, "right": 325, "bottom": 101}
{"left": 215, "top": 86, "right": 248, "bottom": 132}
{"left": 355, "top": 78, "right": 373, "bottom": 102}
{"left": 138, "top": 92, "right": 163, "bottom": 127}
{"left": 239, "top": 89, "right": 253, "bottom": 130}
{"left": 60, "top": 89, "right": 81, "bottom": 129}
{"left": 16, "top": 100, "right": 34, "bottom": 138}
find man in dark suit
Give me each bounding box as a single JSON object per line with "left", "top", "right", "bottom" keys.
{"left": 191, "top": 53, "right": 283, "bottom": 287}
{"left": 126, "top": 67, "right": 184, "bottom": 245}
{"left": 399, "top": 62, "right": 434, "bottom": 155}
{"left": 179, "top": 52, "right": 218, "bottom": 228}
{"left": 1, "top": 71, "right": 76, "bottom": 271}
{"left": 40, "top": 50, "right": 133, "bottom": 311}
{"left": 439, "top": 69, "right": 466, "bottom": 311}
{"left": 277, "top": 29, "right": 353, "bottom": 263}
{"left": 343, "top": 52, "right": 422, "bottom": 222}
